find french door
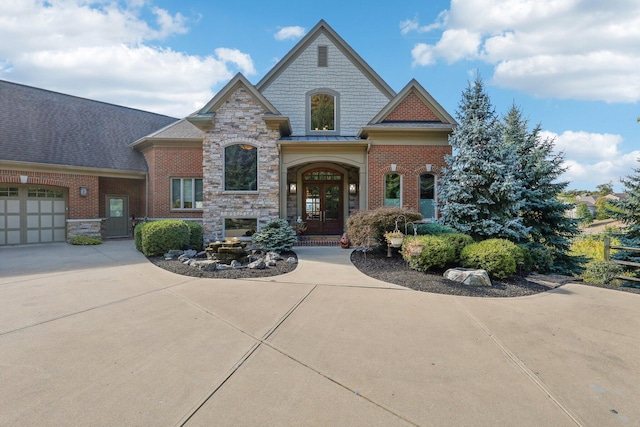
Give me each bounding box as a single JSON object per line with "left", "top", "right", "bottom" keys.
{"left": 303, "top": 182, "right": 343, "bottom": 235}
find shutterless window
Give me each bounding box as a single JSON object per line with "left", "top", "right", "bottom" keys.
{"left": 310, "top": 93, "right": 335, "bottom": 131}
{"left": 419, "top": 173, "right": 435, "bottom": 218}
{"left": 224, "top": 144, "right": 258, "bottom": 191}
{"left": 225, "top": 218, "right": 257, "bottom": 238}
{"left": 318, "top": 45, "right": 328, "bottom": 67}
{"left": 172, "top": 178, "right": 203, "bottom": 209}
{"left": 384, "top": 173, "right": 401, "bottom": 207}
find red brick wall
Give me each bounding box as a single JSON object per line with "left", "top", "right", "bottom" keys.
{"left": 143, "top": 146, "right": 203, "bottom": 218}
{"left": 99, "top": 177, "right": 145, "bottom": 219}
{"left": 1, "top": 169, "right": 99, "bottom": 218}
{"left": 383, "top": 91, "right": 441, "bottom": 122}
{"left": 368, "top": 145, "right": 451, "bottom": 213}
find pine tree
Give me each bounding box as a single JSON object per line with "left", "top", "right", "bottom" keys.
{"left": 438, "top": 76, "right": 528, "bottom": 241}
{"left": 501, "top": 105, "right": 581, "bottom": 272}
{"left": 613, "top": 160, "right": 640, "bottom": 240}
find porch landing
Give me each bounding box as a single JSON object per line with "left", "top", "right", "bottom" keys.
{"left": 294, "top": 235, "right": 341, "bottom": 247}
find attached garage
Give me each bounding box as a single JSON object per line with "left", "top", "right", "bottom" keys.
{"left": 0, "top": 185, "right": 67, "bottom": 245}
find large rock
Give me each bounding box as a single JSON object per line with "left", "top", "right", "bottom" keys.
{"left": 191, "top": 260, "right": 218, "bottom": 271}
{"left": 444, "top": 268, "right": 492, "bottom": 287}
{"left": 248, "top": 259, "right": 266, "bottom": 270}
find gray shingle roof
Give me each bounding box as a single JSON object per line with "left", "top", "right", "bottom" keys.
{"left": 0, "top": 80, "right": 178, "bottom": 172}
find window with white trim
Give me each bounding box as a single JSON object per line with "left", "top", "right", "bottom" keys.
{"left": 171, "top": 178, "right": 203, "bottom": 209}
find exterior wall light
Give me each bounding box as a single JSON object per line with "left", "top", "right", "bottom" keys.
{"left": 79, "top": 186, "right": 88, "bottom": 197}
{"left": 289, "top": 182, "right": 297, "bottom": 194}
{"left": 349, "top": 183, "right": 357, "bottom": 194}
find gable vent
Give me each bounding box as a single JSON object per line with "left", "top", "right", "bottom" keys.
{"left": 318, "top": 45, "right": 328, "bottom": 67}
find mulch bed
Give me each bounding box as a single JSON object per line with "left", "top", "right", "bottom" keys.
{"left": 146, "top": 248, "right": 640, "bottom": 297}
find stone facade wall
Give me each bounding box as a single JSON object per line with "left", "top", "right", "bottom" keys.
{"left": 368, "top": 144, "right": 451, "bottom": 213}
{"left": 261, "top": 33, "right": 391, "bottom": 136}
{"left": 202, "top": 87, "right": 280, "bottom": 242}
{"left": 67, "top": 219, "right": 103, "bottom": 240}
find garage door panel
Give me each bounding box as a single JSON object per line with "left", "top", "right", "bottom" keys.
{"left": 54, "top": 200, "right": 65, "bottom": 213}
{"left": 7, "top": 200, "right": 19, "bottom": 214}
{"left": 27, "top": 229, "right": 40, "bottom": 243}
{"left": 7, "top": 215, "right": 20, "bottom": 228}
{"left": 40, "top": 229, "right": 53, "bottom": 242}
{"left": 54, "top": 214, "right": 66, "bottom": 227}
{"left": 27, "top": 215, "right": 39, "bottom": 228}
{"left": 40, "top": 200, "right": 53, "bottom": 213}
{"left": 54, "top": 229, "right": 66, "bottom": 241}
{"left": 26, "top": 200, "right": 39, "bottom": 213}
{"left": 41, "top": 216, "right": 53, "bottom": 228}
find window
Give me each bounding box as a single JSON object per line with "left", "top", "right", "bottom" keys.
{"left": 225, "top": 144, "right": 257, "bottom": 191}
{"left": 310, "top": 93, "right": 335, "bottom": 131}
{"left": 225, "top": 218, "right": 257, "bottom": 238}
{"left": 419, "top": 173, "right": 435, "bottom": 218}
{"left": 0, "top": 187, "right": 19, "bottom": 197}
{"left": 318, "top": 45, "right": 328, "bottom": 67}
{"left": 172, "top": 178, "right": 203, "bottom": 209}
{"left": 27, "top": 187, "right": 63, "bottom": 198}
{"left": 384, "top": 173, "right": 401, "bottom": 207}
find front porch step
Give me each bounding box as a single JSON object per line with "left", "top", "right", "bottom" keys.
{"left": 294, "top": 235, "right": 341, "bottom": 247}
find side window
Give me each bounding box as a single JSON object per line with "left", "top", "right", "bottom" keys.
{"left": 224, "top": 144, "right": 257, "bottom": 191}
{"left": 171, "top": 178, "right": 203, "bottom": 210}
{"left": 419, "top": 173, "right": 435, "bottom": 218}
{"left": 384, "top": 173, "right": 401, "bottom": 207}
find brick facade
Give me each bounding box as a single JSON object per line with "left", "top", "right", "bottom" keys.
{"left": 367, "top": 144, "right": 451, "bottom": 213}
{"left": 141, "top": 146, "right": 203, "bottom": 219}
{"left": 383, "top": 91, "right": 441, "bottom": 122}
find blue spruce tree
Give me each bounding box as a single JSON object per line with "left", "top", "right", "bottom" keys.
{"left": 438, "top": 76, "right": 528, "bottom": 241}
{"left": 501, "top": 105, "right": 581, "bottom": 273}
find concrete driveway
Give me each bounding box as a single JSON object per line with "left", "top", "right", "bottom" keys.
{"left": 1, "top": 240, "right": 638, "bottom": 426}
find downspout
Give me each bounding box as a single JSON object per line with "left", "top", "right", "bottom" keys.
{"left": 145, "top": 172, "right": 149, "bottom": 219}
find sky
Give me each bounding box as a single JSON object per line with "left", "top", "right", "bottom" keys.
{"left": 1, "top": 0, "right": 639, "bottom": 192}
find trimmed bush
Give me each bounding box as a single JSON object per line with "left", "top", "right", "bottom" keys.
{"left": 409, "top": 222, "right": 458, "bottom": 236}
{"left": 582, "top": 260, "right": 625, "bottom": 285}
{"left": 134, "top": 221, "right": 150, "bottom": 252}
{"left": 440, "top": 233, "right": 474, "bottom": 262}
{"left": 141, "top": 220, "right": 190, "bottom": 256}
{"left": 402, "top": 235, "right": 456, "bottom": 272}
{"left": 460, "top": 239, "right": 523, "bottom": 279}
{"left": 186, "top": 221, "right": 204, "bottom": 250}
{"left": 251, "top": 219, "right": 297, "bottom": 253}
{"left": 525, "top": 243, "right": 554, "bottom": 273}
{"left": 69, "top": 235, "right": 102, "bottom": 245}
{"left": 346, "top": 207, "right": 422, "bottom": 248}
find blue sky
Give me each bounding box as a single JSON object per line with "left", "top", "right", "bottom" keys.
{"left": 1, "top": 0, "right": 638, "bottom": 192}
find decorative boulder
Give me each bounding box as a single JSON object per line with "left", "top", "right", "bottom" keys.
{"left": 191, "top": 260, "right": 218, "bottom": 271}
{"left": 248, "top": 259, "right": 266, "bottom": 270}
{"left": 286, "top": 257, "right": 297, "bottom": 265}
{"left": 444, "top": 268, "right": 492, "bottom": 287}
{"left": 230, "top": 260, "right": 243, "bottom": 269}
{"left": 266, "top": 252, "right": 282, "bottom": 262}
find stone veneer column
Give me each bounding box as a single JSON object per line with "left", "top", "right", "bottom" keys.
{"left": 201, "top": 87, "right": 281, "bottom": 242}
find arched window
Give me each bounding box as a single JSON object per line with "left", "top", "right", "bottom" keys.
{"left": 419, "top": 173, "right": 435, "bottom": 218}
{"left": 384, "top": 173, "right": 401, "bottom": 207}
{"left": 224, "top": 144, "right": 257, "bottom": 191}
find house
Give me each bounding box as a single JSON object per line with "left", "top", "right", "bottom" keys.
{"left": 0, "top": 20, "right": 456, "bottom": 246}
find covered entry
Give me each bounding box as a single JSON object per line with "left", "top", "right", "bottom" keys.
{"left": 302, "top": 169, "right": 343, "bottom": 235}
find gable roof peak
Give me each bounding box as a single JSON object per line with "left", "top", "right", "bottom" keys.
{"left": 256, "top": 19, "right": 395, "bottom": 99}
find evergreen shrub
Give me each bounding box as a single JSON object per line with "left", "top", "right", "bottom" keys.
{"left": 582, "top": 261, "right": 625, "bottom": 285}
{"left": 251, "top": 219, "right": 297, "bottom": 253}
{"left": 69, "top": 235, "right": 102, "bottom": 245}
{"left": 141, "top": 220, "right": 190, "bottom": 256}
{"left": 402, "top": 235, "right": 456, "bottom": 272}
{"left": 440, "top": 233, "right": 474, "bottom": 261}
{"left": 525, "top": 243, "right": 554, "bottom": 274}
{"left": 346, "top": 207, "right": 422, "bottom": 248}
{"left": 460, "top": 239, "right": 524, "bottom": 279}
{"left": 134, "top": 221, "right": 149, "bottom": 252}
{"left": 409, "top": 222, "right": 458, "bottom": 236}
{"left": 185, "top": 221, "right": 204, "bottom": 250}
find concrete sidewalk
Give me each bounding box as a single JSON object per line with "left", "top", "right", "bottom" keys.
{"left": 0, "top": 240, "right": 638, "bottom": 426}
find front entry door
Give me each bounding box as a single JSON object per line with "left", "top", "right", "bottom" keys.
{"left": 303, "top": 182, "right": 343, "bottom": 235}
{"left": 105, "top": 195, "right": 129, "bottom": 238}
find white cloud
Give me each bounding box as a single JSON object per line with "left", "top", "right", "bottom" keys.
{"left": 0, "top": 1, "right": 255, "bottom": 117}
{"left": 274, "top": 26, "right": 306, "bottom": 41}
{"left": 403, "top": 0, "right": 640, "bottom": 102}
{"left": 541, "top": 130, "right": 639, "bottom": 191}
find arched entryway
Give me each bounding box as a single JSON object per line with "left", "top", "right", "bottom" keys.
{"left": 302, "top": 168, "right": 344, "bottom": 235}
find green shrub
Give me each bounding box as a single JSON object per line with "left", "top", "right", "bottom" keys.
{"left": 402, "top": 235, "right": 456, "bottom": 272}
{"left": 346, "top": 207, "right": 422, "bottom": 248}
{"left": 570, "top": 234, "right": 620, "bottom": 261}
{"left": 408, "top": 222, "right": 458, "bottom": 236}
{"left": 440, "top": 233, "right": 474, "bottom": 263}
{"left": 134, "top": 221, "right": 149, "bottom": 252}
{"left": 141, "top": 220, "right": 190, "bottom": 256}
{"left": 251, "top": 219, "right": 297, "bottom": 252}
{"left": 582, "top": 260, "right": 625, "bottom": 284}
{"left": 525, "top": 243, "right": 555, "bottom": 273}
{"left": 185, "top": 221, "right": 204, "bottom": 250}
{"left": 69, "top": 235, "right": 102, "bottom": 245}
{"left": 460, "top": 239, "right": 523, "bottom": 279}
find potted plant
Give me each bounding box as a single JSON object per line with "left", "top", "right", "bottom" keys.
{"left": 403, "top": 237, "right": 424, "bottom": 257}
{"left": 384, "top": 230, "right": 404, "bottom": 247}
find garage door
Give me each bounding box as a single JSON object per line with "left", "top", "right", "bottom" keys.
{"left": 0, "top": 186, "right": 67, "bottom": 245}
